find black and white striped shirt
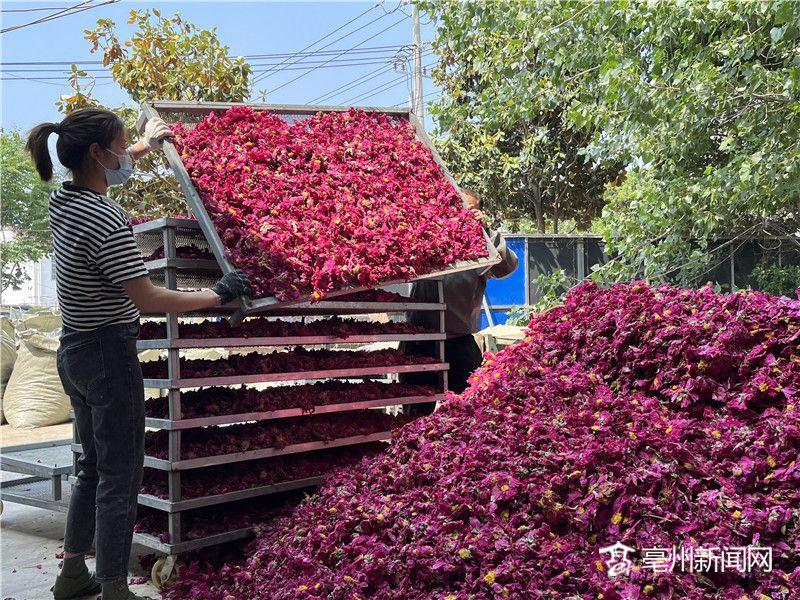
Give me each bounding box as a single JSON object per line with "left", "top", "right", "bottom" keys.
{"left": 49, "top": 182, "right": 148, "bottom": 331}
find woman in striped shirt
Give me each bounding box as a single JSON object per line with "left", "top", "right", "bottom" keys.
{"left": 27, "top": 108, "right": 250, "bottom": 600}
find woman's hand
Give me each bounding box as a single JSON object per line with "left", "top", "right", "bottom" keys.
{"left": 127, "top": 117, "right": 175, "bottom": 161}
{"left": 212, "top": 270, "right": 252, "bottom": 305}
{"left": 141, "top": 117, "right": 174, "bottom": 150}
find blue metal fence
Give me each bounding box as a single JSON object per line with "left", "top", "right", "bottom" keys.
{"left": 480, "top": 235, "right": 605, "bottom": 329}
{"left": 478, "top": 234, "right": 800, "bottom": 329}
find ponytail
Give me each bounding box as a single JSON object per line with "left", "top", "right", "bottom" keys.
{"left": 26, "top": 123, "right": 60, "bottom": 182}
{"left": 25, "top": 108, "right": 125, "bottom": 182}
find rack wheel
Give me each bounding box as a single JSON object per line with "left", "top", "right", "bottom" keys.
{"left": 151, "top": 556, "right": 179, "bottom": 589}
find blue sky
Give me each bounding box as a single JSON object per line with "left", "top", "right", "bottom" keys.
{"left": 1, "top": 1, "right": 440, "bottom": 133}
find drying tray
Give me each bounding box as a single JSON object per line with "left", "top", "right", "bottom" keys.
{"left": 137, "top": 100, "right": 501, "bottom": 324}
{"left": 0, "top": 439, "right": 73, "bottom": 477}
{"left": 144, "top": 393, "right": 445, "bottom": 430}
{"left": 141, "top": 361, "right": 449, "bottom": 389}
{"left": 133, "top": 528, "right": 253, "bottom": 555}
{"left": 133, "top": 217, "right": 450, "bottom": 316}
{"left": 73, "top": 430, "right": 394, "bottom": 471}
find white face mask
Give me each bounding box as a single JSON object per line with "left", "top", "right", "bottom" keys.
{"left": 96, "top": 149, "right": 133, "bottom": 186}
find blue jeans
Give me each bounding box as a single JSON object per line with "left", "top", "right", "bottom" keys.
{"left": 57, "top": 321, "right": 144, "bottom": 583}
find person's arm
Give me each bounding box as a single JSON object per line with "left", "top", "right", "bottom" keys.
{"left": 122, "top": 277, "right": 221, "bottom": 313}
{"left": 469, "top": 208, "right": 519, "bottom": 280}
{"left": 122, "top": 270, "right": 251, "bottom": 314}
{"left": 96, "top": 217, "right": 251, "bottom": 315}
{"left": 127, "top": 117, "right": 174, "bottom": 161}
{"left": 486, "top": 228, "right": 519, "bottom": 279}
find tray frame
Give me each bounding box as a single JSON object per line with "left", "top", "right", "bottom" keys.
{"left": 138, "top": 99, "right": 501, "bottom": 324}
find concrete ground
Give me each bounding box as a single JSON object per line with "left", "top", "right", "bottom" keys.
{"left": 1, "top": 424, "right": 162, "bottom": 600}
{"left": 1, "top": 496, "right": 161, "bottom": 600}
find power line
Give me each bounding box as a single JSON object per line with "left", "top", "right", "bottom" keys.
{"left": 391, "top": 88, "right": 441, "bottom": 108}
{"left": 1, "top": 58, "right": 409, "bottom": 82}
{"left": 309, "top": 64, "right": 394, "bottom": 105}
{"left": 2, "top": 0, "right": 119, "bottom": 34}
{"left": 251, "top": 55, "right": 402, "bottom": 69}
{"left": 251, "top": 2, "right": 381, "bottom": 87}
{"left": 245, "top": 44, "right": 402, "bottom": 61}
{"left": 250, "top": 59, "right": 400, "bottom": 75}
{"left": 308, "top": 47, "right": 432, "bottom": 105}
{"left": 1, "top": 5, "right": 81, "bottom": 12}
{"left": 266, "top": 15, "right": 409, "bottom": 95}
{"left": 342, "top": 73, "right": 408, "bottom": 105}
{"left": 3, "top": 0, "right": 95, "bottom": 29}
{"left": 253, "top": 9, "right": 394, "bottom": 86}
{"left": 3, "top": 55, "right": 404, "bottom": 74}
{"left": 1, "top": 71, "right": 67, "bottom": 86}
{"left": 380, "top": 0, "right": 411, "bottom": 18}
{"left": 0, "top": 44, "right": 406, "bottom": 66}
{"left": 2, "top": 75, "right": 112, "bottom": 81}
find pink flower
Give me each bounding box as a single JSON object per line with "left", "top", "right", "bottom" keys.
{"left": 171, "top": 108, "right": 487, "bottom": 301}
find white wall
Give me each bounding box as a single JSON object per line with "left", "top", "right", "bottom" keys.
{"left": 1, "top": 256, "right": 58, "bottom": 308}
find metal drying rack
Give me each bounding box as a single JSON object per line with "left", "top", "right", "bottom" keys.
{"left": 71, "top": 216, "right": 453, "bottom": 587}
{"left": 100, "top": 100, "right": 503, "bottom": 587}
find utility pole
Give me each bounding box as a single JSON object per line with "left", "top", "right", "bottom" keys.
{"left": 411, "top": 2, "right": 424, "bottom": 120}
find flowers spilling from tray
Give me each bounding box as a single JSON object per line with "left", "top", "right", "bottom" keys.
{"left": 139, "top": 315, "right": 433, "bottom": 340}
{"left": 145, "top": 381, "right": 436, "bottom": 419}
{"left": 141, "top": 348, "right": 439, "bottom": 380}
{"left": 141, "top": 444, "right": 385, "bottom": 500}
{"left": 170, "top": 107, "right": 488, "bottom": 301}
{"left": 164, "top": 282, "right": 800, "bottom": 600}
{"left": 145, "top": 411, "right": 409, "bottom": 460}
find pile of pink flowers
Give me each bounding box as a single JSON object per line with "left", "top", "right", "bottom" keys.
{"left": 139, "top": 315, "right": 432, "bottom": 340}
{"left": 145, "top": 411, "right": 408, "bottom": 460}
{"left": 165, "top": 283, "right": 800, "bottom": 599}
{"left": 145, "top": 381, "right": 435, "bottom": 419}
{"left": 171, "top": 107, "right": 488, "bottom": 301}
{"left": 141, "top": 348, "right": 439, "bottom": 379}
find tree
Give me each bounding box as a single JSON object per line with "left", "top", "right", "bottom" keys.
{"left": 421, "top": 1, "right": 800, "bottom": 284}
{"left": 419, "top": 0, "right": 620, "bottom": 233}
{"left": 1, "top": 131, "right": 55, "bottom": 293}
{"left": 58, "top": 9, "right": 251, "bottom": 219}
{"left": 575, "top": 0, "right": 800, "bottom": 285}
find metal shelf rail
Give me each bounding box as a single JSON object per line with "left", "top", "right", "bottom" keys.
{"left": 0, "top": 439, "right": 74, "bottom": 514}
{"left": 71, "top": 217, "right": 450, "bottom": 570}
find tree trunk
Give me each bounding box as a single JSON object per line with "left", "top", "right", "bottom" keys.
{"left": 553, "top": 193, "right": 560, "bottom": 235}
{"left": 531, "top": 182, "right": 545, "bottom": 234}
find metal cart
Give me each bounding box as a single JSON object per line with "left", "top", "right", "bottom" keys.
{"left": 71, "top": 216, "right": 453, "bottom": 588}
{"left": 1, "top": 439, "right": 73, "bottom": 514}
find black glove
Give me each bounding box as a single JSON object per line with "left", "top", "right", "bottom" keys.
{"left": 212, "top": 269, "right": 252, "bottom": 305}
